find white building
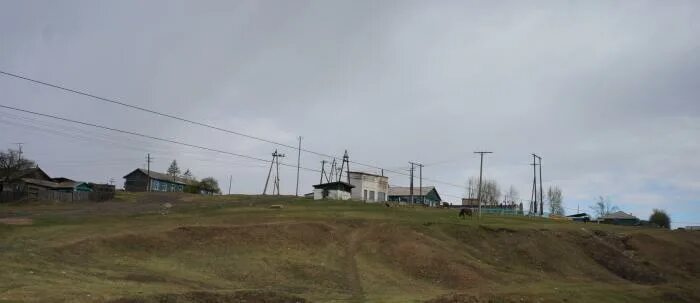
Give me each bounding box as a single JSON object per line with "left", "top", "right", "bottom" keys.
{"left": 348, "top": 171, "right": 389, "bottom": 202}
{"left": 312, "top": 181, "right": 354, "bottom": 200}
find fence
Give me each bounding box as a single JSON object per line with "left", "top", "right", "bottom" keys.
{"left": 0, "top": 190, "right": 114, "bottom": 203}
{"left": 0, "top": 191, "right": 27, "bottom": 203}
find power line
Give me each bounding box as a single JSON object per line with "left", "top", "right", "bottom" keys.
{"left": 0, "top": 70, "right": 464, "bottom": 189}
{"left": 0, "top": 104, "right": 321, "bottom": 174}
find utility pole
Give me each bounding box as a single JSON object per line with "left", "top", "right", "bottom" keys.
{"left": 409, "top": 162, "right": 415, "bottom": 204}
{"left": 146, "top": 153, "right": 152, "bottom": 192}
{"left": 295, "top": 136, "right": 302, "bottom": 196}
{"left": 319, "top": 160, "right": 327, "bottom": 184}
{"left": 538, "top": 155, "right": 544, "bottom": 216}
{"left": 530, "top": 154, "right": 541, "bottom": 216}
{"left": 263, "top": 149, "right": 285, "bottom": 195}
{"left": 13, "top": 143, "right": 23, "bottom": 162}
{"left": 474, "top": 151, "right": 493, "bottom": 219}
{"left": 409, "top": 162, "right": 423, "bottom": 205}
{"left": 228, "top": 175, "right": 232, "bottom": 195}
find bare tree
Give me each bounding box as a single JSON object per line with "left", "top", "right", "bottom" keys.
{"left": 504, "top": 185, "right": 519, "bottom": 205}
{"left": 465, "top": 176, "right": 479, "bottom": 199}
{"left": 167, "top": 160, "right": 181, "bottom": 178}
{"left": 589, "top": 196, "right": 618, "bottom": 218}
{"left": 465, "top": 177, "right": 501, "bottom": 205}
{"left": 547, "top": 186, "right": 564, "bottom": 215}
{"left": 481, "top": 179, "right": 501, "bottom": 205}
{"left": 0, "top": 148, "right": 36, "bottom": 179}
{"left": 182, "top": 169, "right": 194, "bottom": 181}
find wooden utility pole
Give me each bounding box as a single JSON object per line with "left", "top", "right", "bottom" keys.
{"left": 419, "top": 163, "right": 423, "bottom": 205}
{"left": 474, "top": 151, "right": 492, "bottom": 219}
{"left": 530, "top": 154, "right": 542, "bottom": 216}
{"left": 228, "top": 175, "right": 232, "bottom": 195}
{"left": 409, "top": 162, "right": 415, "bottom": 204}
{"left": 409, "top": 161, "right": 423, "bottom": 205}
{"left": 295, "top": 136, "right": 302, "bottom": 196}
{"left": 146, "top": 153, "right": 152, "bottom": 192}
{"left": 319, "top": 160, "right": 327, "bottom": 184}
{"left": 263, "top": 149, "right": 285, "bottom": 195}
{"left": 538, "top": 156, "right": 544, "bottom": 215}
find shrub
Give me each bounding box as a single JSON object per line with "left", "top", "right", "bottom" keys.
{"left": 649, "top": 209, "right": 671, "bottom": 229}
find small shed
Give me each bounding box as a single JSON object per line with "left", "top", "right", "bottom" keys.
{"left": 312, "top": 182, "right": 354, "bottom": 200}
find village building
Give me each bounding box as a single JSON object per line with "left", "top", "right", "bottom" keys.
{"left": 566, "top": 213, "right": 591, "bottom": 222}
{"left": 0, "top": 167, "right": 51, "bottom": 192}
{"left": 388, "top": 186, "right": 442, "bottom": 206}
{"left": 599, "top": 211, "right": 640, "bottom": 226}
{"left": 1, "top": 167, "right": 114, "bottom": 202}
{"left": 461, "top": 197, "right": 479, "bottom": 206}
{"left": 312, "top": 181, "right": 354, "bottom": 200}
{"left": 123, "top": 168, "right": 188, "bottom": 192}
{"left": 348, "top": 171, "right": 388, "bottom": 202}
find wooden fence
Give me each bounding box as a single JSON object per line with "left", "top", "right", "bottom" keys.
{"left": 0, "top": 190, "right": 114, "bottom": 203}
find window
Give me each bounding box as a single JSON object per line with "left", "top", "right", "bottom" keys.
{"left": 363, "top": 189, "right": 368, "bottom": 200}
{"left": 369, "top": 191, "right": 375, "bottom": 201}
{"left": 378, "top": 192, "right": 386, "bottom": 201}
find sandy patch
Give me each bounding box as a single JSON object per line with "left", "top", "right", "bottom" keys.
{"left": 0, "top": 217, "right": 33, "bottom": 225}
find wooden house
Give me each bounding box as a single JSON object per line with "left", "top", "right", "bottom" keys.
{"left": 123, "top": 168, "right": 188, "bottom": 192}
{"left": 388, "top": 186, "right": 442, "bottom": 206}
{"left": 600, "top": 211, "right": 640, "bottom": 226}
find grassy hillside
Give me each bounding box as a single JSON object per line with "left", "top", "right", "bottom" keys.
{"left": 0, "top": 192, "right": 699, "bottom": 303}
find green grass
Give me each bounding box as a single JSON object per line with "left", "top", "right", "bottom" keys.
{"left": 0, "top": 192, "right": 698, "bottom": 303}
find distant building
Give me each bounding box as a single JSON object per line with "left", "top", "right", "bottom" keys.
{"left": 1, "top": 167, "right": 52, "bottom": 192}
{"left": 600, "top": 211, "right": 640, "bottom": 226}
{"left": 461, "top": 198, "right": 479, "bottom": 206}
{"left": 388, "top": 186, "right": 442, "bottom": 206}
{"left": 123, "top": 168, "right": 188, "bottom": 192}
{"left": 566, "top": 213, "right": 591, "bottom": 222}
{"left": 312, "top": 181, "right": 354, "bottom": 200}
{"left": 348, "top": 171, "right": 389, "bottom": 202}
{"left": 684, "top": 226, "right": 700, "bottom": 231}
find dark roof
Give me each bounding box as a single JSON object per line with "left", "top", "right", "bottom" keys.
{"left": 21, "top": 178, "right": 77, "bottom": 189}
{"left": 51, "top": 177, "right": 75, "bottom": 183}
{"left": 388, "top": 186, "right": 436, "bottom": 196}
{"left": 3, "top": 167, "right": 51, "bottom": 182}
{"left": 123, "top": 168, "right": 189, "bottom": 185}
{"left": 313, "top": 181, "right": 354, "bottom": 191}
{"left": 601, "top": 211, "right": 639, "bottom": 220}
{"left": 566, "top": 213, "right": 591, "bottom": 218}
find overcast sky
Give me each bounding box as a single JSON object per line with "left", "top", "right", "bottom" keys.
{"left": 1, "top": 1, "right": 698, "bottom": 226}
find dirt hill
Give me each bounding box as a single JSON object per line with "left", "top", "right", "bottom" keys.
{"left": 0, "top": 193, "right": 698, "bottom": 302}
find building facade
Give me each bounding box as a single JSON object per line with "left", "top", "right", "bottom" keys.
{"left": 348, "top": 171, "right": 388, "bottom": 202}
{"left": 388, "top": 186, "right": 442, "bottom": 206}
{"left": 123, "top": 168, "right": 187, "bottom": 192}
{"left": 312, "top": 181, "right": 354, "bottom": 200}
{"left": 599, "top": 211, "right": 640, "bottom": 226}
